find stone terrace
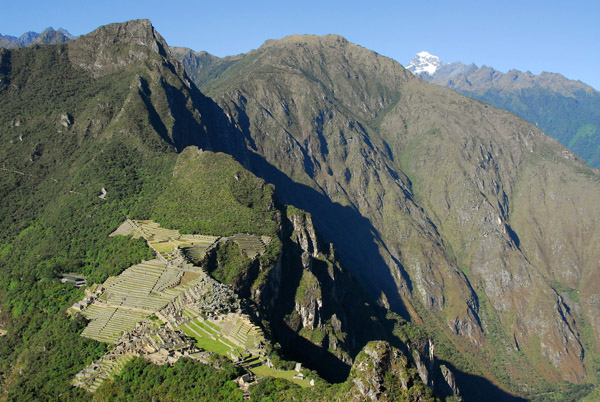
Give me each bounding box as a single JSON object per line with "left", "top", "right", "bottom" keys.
{"left": 73, "top": 219, "right": 277, "bottom": 391}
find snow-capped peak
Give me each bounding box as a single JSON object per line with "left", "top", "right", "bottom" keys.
{"left": 406, "top": 51, "right": 444, "bottom": 76}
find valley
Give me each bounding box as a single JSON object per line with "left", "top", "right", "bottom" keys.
{"left": 0, "top": 18, "right": 598, "bottom": 401}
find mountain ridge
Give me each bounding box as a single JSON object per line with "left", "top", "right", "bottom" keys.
{"left": 0, "top": 20, "right": 459, "bottom": 401}
{"left": 0, "top": 21, "right": 599, "bottom": 400}
{"left": 176, "top": 33, "right": 600, "bottom": 393}
{"left": 0, "top": 27, "right": 76, "bottom": 48}
{"left": 406, "top": 51, "right": 600, "bottom": 167}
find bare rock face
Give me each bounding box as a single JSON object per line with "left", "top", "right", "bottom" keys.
{"left": 440, "top": 365, "right": 460, "bottom": 399}
{"left": 289, "top": 211, "right": 319, "bottom": 260}
{"left": 348, "top": 341, "right": 435, "bottom": 402}
{"left": 287, "top": 210, "right": 328, "bottom": 333}
{"left": 68, "top": 19, "right": 185, "bottom": 80}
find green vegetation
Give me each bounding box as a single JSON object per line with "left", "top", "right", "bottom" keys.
{"left": 0, "top": 32, "right": 283, "bottom": 400}
{"left": 153, "top": 148, "right": 279, "bottom": 237}
{"left": 6, "top": 20, "right": 600, "bottom": 401}
{"left": 294, "top": 269, "right": 319, "bottom": 304}
{"left": 207, "top": 240, "right": 254, "bottom": 287}
{"left": 93, "top": 357, "right": 244, "bottom": 401}
{"left": 180, "top": 324, "right": 235, "bottom": 356}
{"left": 0, "top": 311, "right": 107, "bottom": 401}
{"left": 250, "top": 365, "right": 310, "bottom": 387}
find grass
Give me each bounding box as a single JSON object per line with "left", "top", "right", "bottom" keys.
{"left": 180, "top": 323, "right": 236, "bottom": 356}
{"left": 152, "top": 148, "right": 279, "bottom": 237}
{"left": 250, "top": 365, "right": 310, "bottom": 387}
{"left": 150, "top": 242, "right": 176, "bottom": 253}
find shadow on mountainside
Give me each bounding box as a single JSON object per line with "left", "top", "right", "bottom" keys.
{"left": 177, "top": 81, "right": 529, "bottom": 398}
{"left": 183, "top": 84, "right": 409, "bottom": 318}
{"left": 175, "top": 85, "right": 411, "bottom": 378}
{"left": 246, "top": 151, "right": 408, "bottom": 313}
{"left": 439, "top": 361, "right": 527, "bottom": 402}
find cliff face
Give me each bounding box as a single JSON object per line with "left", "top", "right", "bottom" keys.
{"left": 250, "top": 205, "right": 393, "bottom": 381}
{"left": 179, "top": 34, "right": 600, "bottom": 390}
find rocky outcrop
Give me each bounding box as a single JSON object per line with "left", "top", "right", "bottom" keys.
{"left": 68, "top": 19, "right": 186, "bottom": 82}
{"left": 289, "top": 210, "right": 324, "bottom": 330}
{"left": 348, "top": 341, "right": 436, "bottom": 402}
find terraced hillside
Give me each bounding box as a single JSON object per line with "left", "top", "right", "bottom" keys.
{"left": 77, "top": 259, "right": 203, "bottom": 343}
{"left": 73, "top": 219, "right": 315, "bottom": 391}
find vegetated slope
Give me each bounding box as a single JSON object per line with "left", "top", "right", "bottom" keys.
{"left": 181, "top": 34, "right": 600, "bottom": 399}
{"left": 414, "top": 60, "right": 600, "bottom": 168}
{"left": 170, "top": 46, "right": 244, "bottom": 88}
{"left": 0, "top": 19, "right": 217, "bottom": 400}
{"left": 0, "top": 19, "right": 260, "bottom": 400}
{"left": 0, "top": 21, "right": 442, "bottom": 401}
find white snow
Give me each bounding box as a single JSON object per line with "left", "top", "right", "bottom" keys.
{"left": 406, "top": 51, "right": 444, "bottom": 75}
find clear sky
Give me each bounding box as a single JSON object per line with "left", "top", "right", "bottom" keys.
{"left": 2, "top": 0, "right": 599, "bottom": 90}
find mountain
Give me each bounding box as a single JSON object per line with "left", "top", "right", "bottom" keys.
{"left": 406, "top": 51, "right": 444, "bottom": 75}
{"left": 1, "top": 19, "right": 599, "bottom": 401}
{"left": 176, "top": 35, "right": 600, "bottom": 399}
{"left": 0, "top": 20, "right": 451, "bottom": 401}
{"left": 169, "top": 46, "right": 244, "bottom": 88}
{"left": 0, "top": 27, "right": 76, "bottom": 48}
{"left": 406, "top": 52, "right": 600, "bottom": 167}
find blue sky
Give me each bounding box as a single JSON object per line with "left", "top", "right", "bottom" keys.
{"left": 2, "top": 0, "right": 599, "bottom": 89}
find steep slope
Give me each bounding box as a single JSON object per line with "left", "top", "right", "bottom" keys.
{"left": 182, "top": 35, "right": 600, "bottom": 397}
{"left": 0, "top": 19, "right": 231, "bottom": 399}
{"left": 0, "top": 21, "right": 452, "bottom": 401}
{"left": 406, "top": 53, "right": 600, "bottom": 167}
{"left": 170, "top": 46, "right": 244, "bottom": 88}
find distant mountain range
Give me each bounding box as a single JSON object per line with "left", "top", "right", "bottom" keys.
{"left": 407, "top": 52, "right": 600, "bottom": 167}
{"left": 0, "top": 27, "right": 76, "bottom": 48}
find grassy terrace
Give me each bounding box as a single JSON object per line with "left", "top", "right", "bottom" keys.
{"left": 251, "top": 365, "right": 310, "bottom": 387}
{"left": 78, "top": 220, "right": 311, "bottom": 389}
{"left": 229, "top": 233, "right": 268, "bottom": 259}
{"left": 80, "top": 258, "right": 203, "bottom": 343}
{"left": 74, "top": 353, "right": 136, "bottom": 392}
{"left": 179, "top": 322, "right": 236, "bottom": 356}
{"left": 177, "top": 318, "right": 310, "bottom": 386}
{"left": 130, "top": 220, "right": 219, "bottom": 262}
{"left": 173, "top": 312, "right": 310, "bottom": 387}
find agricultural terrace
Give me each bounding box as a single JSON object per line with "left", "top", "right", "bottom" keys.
{"left": 79, "top": 259, "right": 203, "bottom": 343}
{"left": 73, "top": 353, "right": 135, "bottom": 392}
{"left": 111, "top": 219, "right": 220, "bottom": 263}
{"left": 74, "top": 220, "right": 310, "bottom": 390}
{"left": 228, "top": 233, "right": 270, "bottom": 259}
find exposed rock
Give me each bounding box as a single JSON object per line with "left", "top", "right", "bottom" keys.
{"left": 192, "top": 33, "right": 596, "bottom": 386}
{"left": 440, "top": 365, "right": 461, "bottom": 400}
{"left": 348, "top": 341, "right": 435, "bottom": 402}
{"left": 60, "top": 113, "right": 73, "bottom": 127}
{"left": 68, "top": 19, "right": 185, "bottom": 81}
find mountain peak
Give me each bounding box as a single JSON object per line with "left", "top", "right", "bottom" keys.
{"left": 406, "top": 51, "right": 444, "bottom": 76}
{"left": 260, "top": 34, "right": 350, "bottom": 51}
{"left": 68, "top": 19, "right": 172, "bottom": 77}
